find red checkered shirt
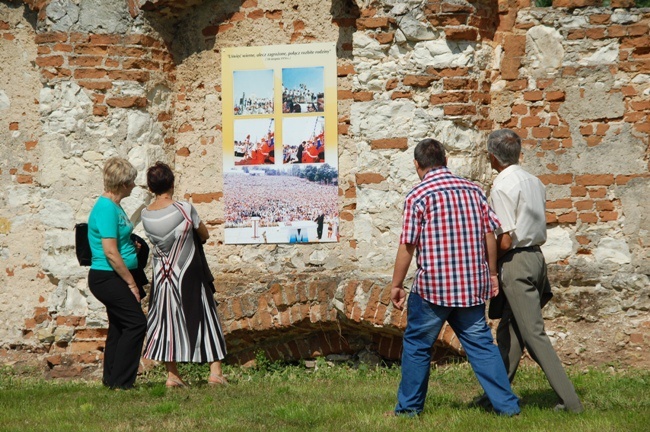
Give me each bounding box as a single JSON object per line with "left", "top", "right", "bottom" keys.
{"left": 400, "top": 167, "right": 500, "bottom": 307}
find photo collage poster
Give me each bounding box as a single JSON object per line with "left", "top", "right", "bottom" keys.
{"left": 221, "top": 43, "right": 339, "bottom": 245}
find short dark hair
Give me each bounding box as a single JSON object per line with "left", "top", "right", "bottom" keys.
{"left": 487, "top": 129, "right": 521, "bottom": 166}
{"left": 146, "top": 161, "right": 174, "bottom": 195}
{"left": 414, "top": 138, "right": 446, "bottom": 170}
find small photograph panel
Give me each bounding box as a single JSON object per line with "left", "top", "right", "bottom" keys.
{"left": 234, "top": 118, "right": 276, "bottom": 166}
{"left": 282, "top": 116, "right": 325, "bottom": 164}
{"left": 233, "top": 69, "right": 274, "bottom": 116}
{"left": 282, "top": 67, "right": 324, "bottom": 114}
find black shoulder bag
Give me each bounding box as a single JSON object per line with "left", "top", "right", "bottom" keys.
{"left": 74, "top": 223, "right": 92, "bottom": 266}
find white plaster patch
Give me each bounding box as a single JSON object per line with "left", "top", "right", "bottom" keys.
{"left": 6, "top": 185, "right": 41, "bottom": 209}
{"left": 40, "top": 82, "right": 93, "bottom": 134}
{"left": 38, "top": 137, "right": 66, "bottom": 187}
{"left": 309, "top": 249, "right": 329, "bottom": 266}
{"left": 397, "top": 12, "right": 437, "bottom": 41}
{"left": 491, "top": 80, "right": 506, "bottom": 93}
{"left": 542, "top": 226, "right": 574, "bottom": 263}
{"left": 39, "top": 199, "right": 74, "bottom": 229}
{"left": 558, "top": 16, "right": 588, "bottom": 30}
{"left": 350, "top": 100, "right": 416, "bottom": 140}
{"left": 430, "top": 120, "right": 481, "bottom": 153}
{"left": 631, "top": 74, "right": 650, "bottom": 84}
{"left": 64, "top": 281, "right": 90, "bottom": 315}
{"left": 127, "top": 111, "right": 152, "bottom": 144}
{"left": 446, "top": 156, "right": 480, "bottom": 180}
{"left": 579, "top": 41, "right": 619, "bottom": 66}
{"left": 527, "top": 25, "right": 564, "bottom": 71}
{"left": 353, "top": 33, "right": 386, "bottom": 60}
{"left": 411, "top": 40, "right": 475, "bottom": 68}
{"left": 611, "top": 11, "right": 639, "bottom": 25}
{"left": 594, "top": 237, "right": 631, "bottom": 265}
{"left": 43, "top": 230, "right": 74, "bottom": 250}
{"left": 0, "top": 90, "right": 10, "bottom": 110}
{"left": 46, "top": 0, "right": 80, "bottom": 32}
{"left": 354, "top": 60, "right": 396, "bottom": 91}
{"left": 41, "top": 251, "right": 86, "bottom": 281}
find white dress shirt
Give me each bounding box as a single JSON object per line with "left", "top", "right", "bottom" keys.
{"left": 490, "top": 164, "right": 547, "bottom": 249}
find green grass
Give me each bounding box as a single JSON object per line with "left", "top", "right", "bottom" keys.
{"left": 0, "top": 361, "right": 649, "bottom": 432}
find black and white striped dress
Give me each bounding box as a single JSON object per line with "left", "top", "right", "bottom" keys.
{"left": 141, "top": 201, "right": 226, "bottom": 363}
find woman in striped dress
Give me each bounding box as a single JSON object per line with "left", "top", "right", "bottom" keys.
{"left": 141, "top": 162, "right": 227, "bottom": 387}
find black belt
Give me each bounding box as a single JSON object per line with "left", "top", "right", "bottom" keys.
{"left": 513, "top": 245, "right": 541, "bottom": 252}
{"left": 499, "top": 245, "right": 541, "bottom": 262}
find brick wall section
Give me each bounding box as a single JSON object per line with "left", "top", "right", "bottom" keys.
{"left": 352, "top": 1, "right": 499, "bottom": 132}
{"left": 7, "top": 0, "right": 650, "bottom": 375}
{"left": 28, "top": 276, "right": 461, "bottom": 368}
{"left": 34, "top": 32, "right": 174, "bottom": 116}
{"left": 1, "top": 15, "right": 40, "bottom": 187}
{"left": 16, "top": 11, "right": 176, "bottom": 375}
{"left": 493, "top": 6, "right": 650, "bottom": 230}
{"left": 219, "top": 278, "right": 461, "bottom": 363}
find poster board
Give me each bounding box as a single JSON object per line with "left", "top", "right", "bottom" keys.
{"left": 221, "top": 43, "right": 339, "bottom": 244}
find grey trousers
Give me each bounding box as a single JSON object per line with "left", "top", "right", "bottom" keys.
{"left": 497, "top": 247, "right": 583, "bottom": 412}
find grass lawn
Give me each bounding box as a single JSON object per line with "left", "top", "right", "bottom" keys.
{"left": 1, "top": 359, "right": 648, "bottom": 432}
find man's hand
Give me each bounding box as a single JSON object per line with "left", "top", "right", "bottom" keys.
{"left": 490, "top": 274, "right": 499, "bottom": 297}
{"left": 391, "top": 286, "right": 406, "bottom": 310}
{"left": 390, "top": 243, "right": 415, "bottom": 311}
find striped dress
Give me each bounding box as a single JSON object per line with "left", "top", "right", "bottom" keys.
{"left": 141, "top": 201, "right": 226, "bottom": 363}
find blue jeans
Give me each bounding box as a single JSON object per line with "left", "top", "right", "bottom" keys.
{"left": 396, "top": 293, "right": 520, "bottom": 416}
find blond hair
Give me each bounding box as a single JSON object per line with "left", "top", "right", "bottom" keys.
{"left": 103, "top": 157, "right": 137, "bottom": 193}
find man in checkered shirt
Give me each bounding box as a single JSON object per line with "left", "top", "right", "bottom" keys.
{"left": 387, "top": 138, "right": 520, "bottom": 417}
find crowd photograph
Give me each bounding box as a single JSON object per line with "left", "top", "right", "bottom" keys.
{"left": 282, "top": 66, "right": 325, "bottom": 114}
{"left": 233, "top": 69, "right": 274, "bottom": 116}
{"left": 223, "top": 165, "right": 339, "bottom": 244}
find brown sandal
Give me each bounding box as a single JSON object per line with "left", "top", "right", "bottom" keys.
{"left": 207, "top": 374, "right": 228, "bottom": 385}
{"left": 165, "top": 377, "right": 187, "bottom": 388}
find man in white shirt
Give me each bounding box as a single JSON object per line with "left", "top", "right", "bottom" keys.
{"left": 486, "top": 129, "right": 583, "bottom": 413}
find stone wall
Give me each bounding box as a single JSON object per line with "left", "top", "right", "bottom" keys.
{"left": 0, "top": 0, "right": 648, "bottom": 375}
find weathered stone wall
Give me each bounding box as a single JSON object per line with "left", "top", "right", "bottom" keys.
{"left": 0, "top": 1, "right": 44, "bottom": 349}
{"left": 490, "top": 5, "right": 650, "bottom": 326}
{"left": 1, "top": 0, "right": 649, "bottom": 375}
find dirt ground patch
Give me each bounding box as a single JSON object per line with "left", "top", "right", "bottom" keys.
{"left": 540, "top": 314, "right": 650, "bottom": 371}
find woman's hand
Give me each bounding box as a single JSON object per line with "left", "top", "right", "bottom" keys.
{"left": 128, "top": 283, "right": 141, "bottom": 303}
{"left": 103, "top": 238, "right": 141, "bottom": 303}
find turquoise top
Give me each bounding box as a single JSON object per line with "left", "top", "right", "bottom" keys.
{"left": 88, "top": 196, "right": 138, "bottom": 271}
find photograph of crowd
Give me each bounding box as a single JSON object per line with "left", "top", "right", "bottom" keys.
{"left": 282, "top": 67, "right": 324, "bottom": 114}
{"left": 233, "top": 69, "right": 274, "bottom": 116}
{"left": 283, "top": 116, "right": 325, "bottom": 164}
{"left": 224, "top": 165, "right": 339, "bottom": 244}
{"left": 234, "top": 119, "right": 275, "bottom": 166}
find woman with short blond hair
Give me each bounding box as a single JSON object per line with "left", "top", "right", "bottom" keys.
{"left": 103, "top": 157, "right": 138, "bottom": 192}
{"left": 87, "top": 157, "right": 147, "bottom": 390}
